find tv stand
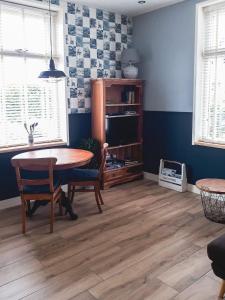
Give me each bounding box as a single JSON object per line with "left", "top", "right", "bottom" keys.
{"left": 91, "top": 78, "right": 144, "bottom": 189}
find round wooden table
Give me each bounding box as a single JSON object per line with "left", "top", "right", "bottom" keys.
{"left": 11, "top": 148, "right": 94, "bottom": 170}
{"left": 11, "top": 148, "right": 94, "bottom": 220}
{"left": 196, "top": 178, "right": 225, "bottom": 223}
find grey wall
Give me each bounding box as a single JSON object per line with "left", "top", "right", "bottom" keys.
{"left": 133, "top": 0, "right": 201, "bottom": 112}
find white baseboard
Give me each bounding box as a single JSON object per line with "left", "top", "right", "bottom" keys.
{"left": 144, "top": 172, "right": 159, "bottom": 182}
{"left": 144, "top": 172, "right": 200, "bottom": 194}
{"left": 0, "top": 196, "right": 20, "bottom": 210}
{"left": 0, "top": 175, "right": 200, "bottom": 211}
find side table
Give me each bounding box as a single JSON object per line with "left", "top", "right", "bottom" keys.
{"left": 196, "top": 178, "right": 225, "bottom": 224}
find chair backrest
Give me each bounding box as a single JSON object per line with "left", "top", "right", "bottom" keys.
{"left": 99, "top": 143, "right": 108, "bottom": 178}
{"left": 12, "top": 157, "right": 57, "bottom": 193}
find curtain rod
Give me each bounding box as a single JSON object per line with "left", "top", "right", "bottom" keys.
{"left": 0, "top": 0, "right": 56, "bottom": 12}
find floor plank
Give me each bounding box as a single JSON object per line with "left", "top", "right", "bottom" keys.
{"left": 158, "top": 248, "right": 211, "bottom": 292}
{"left": 71, "top": 291, "right": 97, "bottom": 300}
{"left": 0, "top": 179, "right": 223, "bottom": 300}
{"left": 173, "top": 275, "right": 221, "bottom": 300}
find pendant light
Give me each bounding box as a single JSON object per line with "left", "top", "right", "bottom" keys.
{"left": 39, "top": 0, "right": 66, "bottom": 81}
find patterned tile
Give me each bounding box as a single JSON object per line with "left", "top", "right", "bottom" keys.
{"left": 65, "top": 1, "right": 133, "bottom": 113}
{"left": 68, "top": 25, "right": 76, "bottom": 36}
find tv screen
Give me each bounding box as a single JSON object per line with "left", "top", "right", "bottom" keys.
{"left": 105, "top": 117, "right": 138, "bottom": 146}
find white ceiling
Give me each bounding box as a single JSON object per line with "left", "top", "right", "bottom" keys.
{"left": 71, "top": 0, "right": 186, "bottom": 16}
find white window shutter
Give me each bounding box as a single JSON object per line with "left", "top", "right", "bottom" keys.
{"left": 0, "top": 2, "right": 67, "bottom": 149}
{"left": 194, "top": 1, "right": 225, "bottom": 145}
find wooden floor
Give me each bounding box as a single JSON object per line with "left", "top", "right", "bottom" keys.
{"left": 0, "top": 179, "right": 224, "bottom": 300}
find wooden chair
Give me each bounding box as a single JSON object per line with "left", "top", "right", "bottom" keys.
{"left": 12, "top": 157, "right": 62, "bottom": 234}
{"left": 68, "top": 143, "right": 108, "bottom": 213}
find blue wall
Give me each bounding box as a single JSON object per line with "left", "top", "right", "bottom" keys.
{"left": 134, "top": 0, "right": 225, "bottom": 183}
{"left": 144, "top": 111, "right": 225, "bottom": 184}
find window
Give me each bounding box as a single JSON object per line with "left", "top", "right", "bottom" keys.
{"left": 193, "top": 0, "right": 225, "bottom": 147}
{"left": 0, "top": 2, "right": 67, "bottom": 150}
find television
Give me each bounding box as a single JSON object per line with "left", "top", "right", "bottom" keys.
{"left": 105, "top": 117, "right": 138, "bottom": 146}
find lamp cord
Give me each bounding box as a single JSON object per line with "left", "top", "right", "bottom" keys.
{"left": 49, "top": 0, "right": 53, "bottom": 59}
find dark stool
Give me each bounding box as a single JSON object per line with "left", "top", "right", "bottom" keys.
{"left": 207, "top": 233, "right": 225, "bottom": 298}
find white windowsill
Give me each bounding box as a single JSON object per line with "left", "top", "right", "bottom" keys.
{"left": 0, "top": 141, "right": 67, "bottom": 154}
{"left": 194, "top": 141, "right": 225, "bottom": 150}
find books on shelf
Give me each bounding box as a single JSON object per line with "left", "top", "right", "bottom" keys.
{"left": 122, "top": 87, "right": 136, "bottom": 104}
{"left": 128, "top": 91, "right": 135, "bottom": 104}
{"left": 105, "top": 155, "right": 140, "bottom": 170}
{"left": 106, "top": 160, "right": 125, "bottom": 170}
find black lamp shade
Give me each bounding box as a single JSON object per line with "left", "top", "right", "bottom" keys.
{"left": 39, "top": 58, "right": 66, "bottom": 79}
{"left": 38, "top": 69, "right": 66, "bottom": 79}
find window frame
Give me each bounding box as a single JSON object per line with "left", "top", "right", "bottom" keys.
{"left": 0, "top": 0, "right": 68, "bottom": 153}
{"left": 193, "top": 0, "right": 225, "bottom": 149}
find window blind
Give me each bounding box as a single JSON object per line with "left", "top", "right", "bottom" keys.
{"left": 0, "top": 2, "right": 67, "bottom": 149}
{"left": 197, "top": 1, "right": 225, "bottom": 144}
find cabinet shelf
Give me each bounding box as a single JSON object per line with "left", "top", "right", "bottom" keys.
{"left": 106, "top": 114, "right": 140, "bottom": 119}
{"left": 105, "top": 162, "right": 143, "bottom": 173}
{"left": 108, "top": 142, "right": 142, "bottom": 150}
{"left": 106, "top": 103, "right": 141, "bottom": 107}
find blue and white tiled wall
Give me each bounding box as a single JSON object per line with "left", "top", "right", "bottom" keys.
{"left": 64, "top": 2, "right": 133, "bottom": 113}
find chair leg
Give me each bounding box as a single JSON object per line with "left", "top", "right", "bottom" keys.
{"left": 26, "top": 200, "right": 31, "bottom": 217}
{"left": 97, "top": 186, "right": 104, "bottom": 205}
{"left": 219, "top": 280, "right": 225, "bottom": 299}
{"left": 58, "top": 198, "right": 63, "bottom": 216}
{"left": 21, "top": 199, "right": 26, "bottom": 234}
{"left": 68, "top": 184, "right": 75, "bottom": 203}
{"left": 71, "top": 186, "right": 75, "bottom": 204}
{"left": 94, "top": 186, "right": 102, "bottom": 213}
{"left": 50, "top": 200, "right": 54, "bottom": 233}
{"left": 68, "top": 184, "right": 71, "bottom": 202}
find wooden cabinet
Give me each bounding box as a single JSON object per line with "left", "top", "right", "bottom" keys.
{"left": 91, "top": 78, "right": 143, "bottom": 188}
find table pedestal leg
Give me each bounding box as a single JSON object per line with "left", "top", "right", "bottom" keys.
{"left": 61, "top": 191, "right": 78, "bottom": 220}
{"left": 27, "top": 193, "right": 78, "bottom": 221}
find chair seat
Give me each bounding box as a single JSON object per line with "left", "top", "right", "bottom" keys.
{"left": 208, "top": 233, "right": 225, "bottom": 269}
{"left": 211, "top": 262, "right": 225, "bottom": 280}
{"left": 23, "top": 178, "right": 60, "bottom": 194}
{"left": 54, "top": 170, "right": 72, "bottom": 185}
{"left": 69, "top": 168, "right": 99, "bottom": 182}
